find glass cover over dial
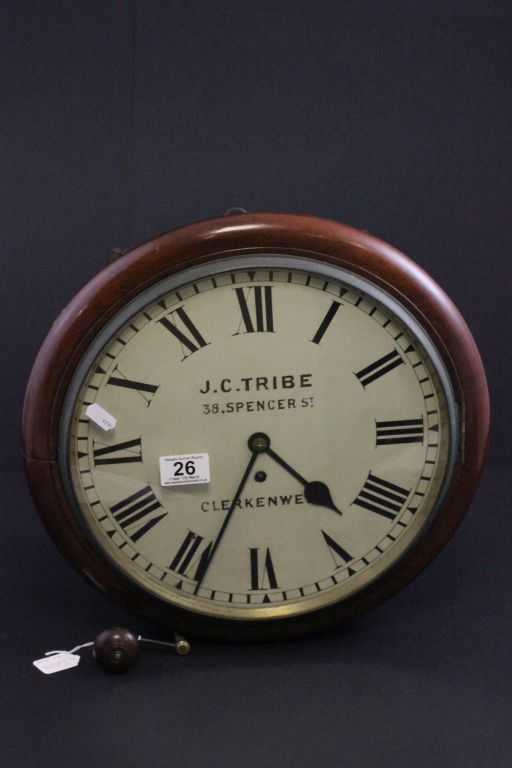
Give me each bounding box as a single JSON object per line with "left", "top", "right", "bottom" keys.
{"left": 61, "top": 257, "right": 455, "bottom": 621}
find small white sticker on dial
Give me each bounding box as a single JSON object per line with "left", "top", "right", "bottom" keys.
{"left": 160, "top": 453, "right": 210, "bottom": 486}
{"left": 33, "top": 653, "right": 81, "bottom": 675}
{"left": 85, "top": 403, "right": 117, "bottom": 431}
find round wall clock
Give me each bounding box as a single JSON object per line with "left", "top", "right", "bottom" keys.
{"left": 22, "top": 213, "right": 489, "bottom": 641}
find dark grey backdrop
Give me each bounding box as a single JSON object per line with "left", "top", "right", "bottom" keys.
{"left": 1, "top": 2, "right": 510, "bottom": 767}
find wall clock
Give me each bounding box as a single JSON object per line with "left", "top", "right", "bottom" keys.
{"left": 22, "top": 213, "right": 489, "bottom": 641}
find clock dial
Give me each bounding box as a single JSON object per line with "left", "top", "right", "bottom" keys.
{"left": 62, "top": 259, "right": 454, "bottom": 621}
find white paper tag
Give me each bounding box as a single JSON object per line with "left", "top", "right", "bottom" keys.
{"left": 160, "top": 453, "right": 210, "bottom": 486}
{"left": 33, "top": 653, "right": 81, "bottom": 675}
{"left": 85, "top": 403, "right": 117, "bottom": 431}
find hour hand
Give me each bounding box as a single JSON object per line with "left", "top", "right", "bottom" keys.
{"left": 248, "top": 435, "right": 342, "bottom": 516}
{"left": 304, "top": 480, "right": 343, "bottom": 516}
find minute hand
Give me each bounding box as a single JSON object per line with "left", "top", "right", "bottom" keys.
{"left": 194, "top": 450, "right": 258, "bottom": 590}
{"left": 265, "top": 447, "right": 343, "bottom": 516}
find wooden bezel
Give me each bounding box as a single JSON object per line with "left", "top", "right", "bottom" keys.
{"left": 22, "top": 213, "right": 489, "bottom": 641}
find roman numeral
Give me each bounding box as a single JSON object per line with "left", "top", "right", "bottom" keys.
{"left": 107, "top": 366, "right": 159, "bottom": 406}
{"left": 234, "top": 286, "right": 274, "bottom": 334}
{"left": 110, "top": 485, "right": 166, "bottom": 542}
{"left": 352, "top": 473, "right": 410, "bottom": 520}
{"left": 169, "top": 531, "right": 212, "bottom": 580}
{"left": 93, "top": 437, "right": 142, "bottom": 466}
{"left": 249, "top": 547, "right": 279, "bottom": 590}
{"left": 311, "top": 300, "right": 342, "bottom": 344}
{"left": 159, "top": 306, "right": 209, "bottom": 359}
{"left": 355, "top": 349, "right": 404, "bottom": 387}
{"left": 321, "top": 530, "right": 353, "bottom": 568}
{"left": 376, "top": 418, "right": 424, "bottom": 446}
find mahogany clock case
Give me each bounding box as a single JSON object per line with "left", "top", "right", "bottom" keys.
{"left": 22, "top": 213, "right": 490, "bottom": 641}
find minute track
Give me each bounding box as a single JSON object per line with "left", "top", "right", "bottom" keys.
{"left": 54, "top": 254, "right": 457, "bottom": 627}
{"left": 78, "top": 278, "right": 442, "bottom": 600}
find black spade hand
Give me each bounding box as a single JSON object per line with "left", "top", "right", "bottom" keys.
{"left": 304, "top": 480, "right": 342, "bottom": 515}
{"left": 263, "top": 442, "right": 343, "bottom": 516}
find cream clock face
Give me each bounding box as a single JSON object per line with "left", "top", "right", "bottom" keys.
{"left": 61, "top": 256, "right": 455, "bottom": 621}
